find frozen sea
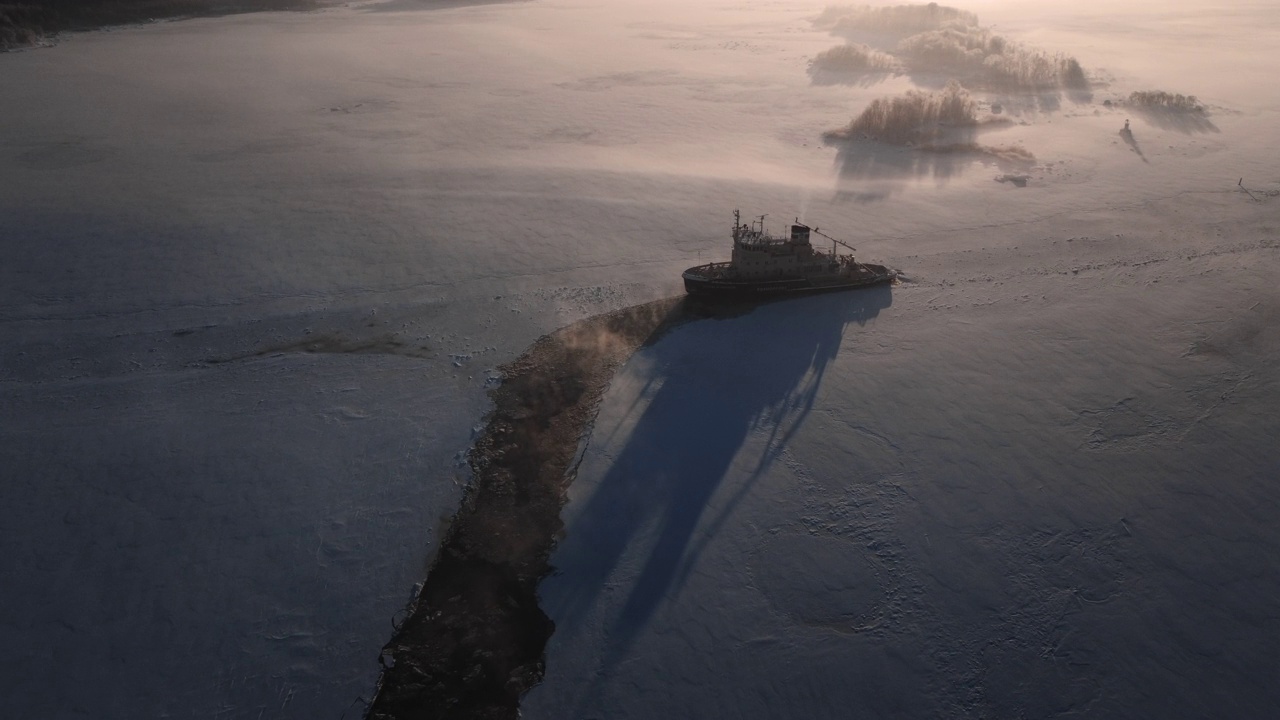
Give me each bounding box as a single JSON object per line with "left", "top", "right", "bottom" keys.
{"left": 2, "top": 0, "right": 1278, "bottom": 717}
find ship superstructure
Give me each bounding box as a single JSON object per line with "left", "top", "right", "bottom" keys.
{"left": 682, "top": 210, "right": 895, "bottom": 299}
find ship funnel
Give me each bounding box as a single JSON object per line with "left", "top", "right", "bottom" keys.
{"left": 790, "top": 223, "right": 811, "bottom": 244}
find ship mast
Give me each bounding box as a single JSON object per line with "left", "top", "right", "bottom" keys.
{"left": 812, "top": 227, "right": 858, "bottom": 259}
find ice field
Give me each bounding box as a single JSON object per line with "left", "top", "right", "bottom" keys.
{"left": 2, "top": 0, "right": 1278, "bottom": 717}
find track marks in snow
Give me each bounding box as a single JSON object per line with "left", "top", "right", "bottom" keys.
{"left": 1069, "top": 299, "right": 1280, "bottom": 451}
{"left": 744, "top": 412, "right": 1137, "bottom": 717}
{"left": 1186, "top": 299, "right": 1280, "bottom": 361}
{"left": 886, "top": 215, "right": 1280, "bottom": 326}
{"left": 821, "top": 414, "right": 905, "bottom": 456}
{"left": 1074, "top": 369, "right": 1260, "bottom": 452}
{"left": 749, "top": 442, "right": 914, "bottom": 638}
{"left": 751, "top": 532, "right": 886, "bottom": 631}
{"left": 1075, "top": 398, "right": 1177, "bottom": 451}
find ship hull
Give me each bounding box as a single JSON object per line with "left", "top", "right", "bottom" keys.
{"left": 682, "top": 263, "right": 895, "bottom": 300}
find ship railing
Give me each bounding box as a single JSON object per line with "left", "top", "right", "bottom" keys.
{"left": 685, "top": 262, "right": 734, "bottom": 279}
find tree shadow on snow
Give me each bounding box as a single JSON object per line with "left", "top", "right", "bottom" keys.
{"left": 826, "top": 132, "right": 1032, "bottom": 195}
{"left": 542, "top": 287, "right": 892, "bottom": 693}
{"left": 1119, "top": 126, "right": 1149, "bottom": 163}
{"left": 807, "top": 66, "right": 897, "bottom": 89}
{"left": 1131, "top": 108, "right": 1219, "bottom": 134}
{"left": 830, "top": 138, "right": 973, "bottom": 184}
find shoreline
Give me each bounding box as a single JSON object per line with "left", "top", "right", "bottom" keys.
{"left": 1, "top": 0, "right": 322, "bottom": 51}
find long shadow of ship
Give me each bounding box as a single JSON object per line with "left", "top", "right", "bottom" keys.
{"left": 541, "top": 285, "right": 892, "bottom": 694}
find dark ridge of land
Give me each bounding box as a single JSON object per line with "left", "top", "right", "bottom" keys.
{"left": 205, "top": 331, "right": 435, "bottom": 363}
{"left": 365, "top": 297, "right": 695, "bottom": 720}
{"left": 0, "top": 0, "right": 320, "bottom": 50}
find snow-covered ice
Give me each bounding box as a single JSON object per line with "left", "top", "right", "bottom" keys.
{"left": 527, "top": 197, "right": 1280, "bottom": 717}
{"left": 2, "top": 0, "right": 1278, "bottom": 717}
